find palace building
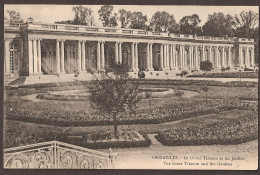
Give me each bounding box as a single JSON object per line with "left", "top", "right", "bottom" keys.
{"left": 4, "top": 21, "right": 256, "bottom": 84}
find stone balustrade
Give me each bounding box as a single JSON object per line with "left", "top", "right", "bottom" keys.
{"left": 5, "top": 22, "right": 254, "bottom": 43}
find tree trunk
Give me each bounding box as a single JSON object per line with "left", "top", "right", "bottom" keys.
{"left": 113, "top": 113, "right": 119, "bottom": 139}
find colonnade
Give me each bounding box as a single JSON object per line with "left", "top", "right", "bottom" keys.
{"left": 27, "top": 38, "right": 42, "bottom": 74}
{"left": 3, "top": 38, "right": 256, "bottom": 76}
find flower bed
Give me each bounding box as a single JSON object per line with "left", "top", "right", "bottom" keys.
{"left": 156, "top": 112, "right": 258, "bottom": 146}
{"left": 5, "top": 98, "right": 257, "bottom": 127}
{"left": 132, "top": 79, "right": 258, "bottom": 87}
{"left": 63, "top": 131, "right": 151, "bottom": 149}
{"left": 187, "top": 72, "right": 258, "bottom": 78}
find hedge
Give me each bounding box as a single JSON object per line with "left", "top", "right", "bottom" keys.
{"left": 187, "top": 72, "right": 258, "bottom": 79}
{"left": 155, "top": 113, "right": 258, "bottom": 146}
{"left": 61, "top": 132, "right": 151, "bottom": 149}
{"left": 5, "top": 78, "right": 258, "bottom": 90}
{"left": 155, "top": 133, "right": 258, "bottom": 146}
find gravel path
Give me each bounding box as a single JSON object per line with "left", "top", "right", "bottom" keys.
{"left": 108, "top": 136, "right": 258, "bottom": 170}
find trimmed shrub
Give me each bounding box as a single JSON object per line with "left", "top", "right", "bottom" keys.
{"left": 62, "top": 131, "right": 151, "bottom": 149}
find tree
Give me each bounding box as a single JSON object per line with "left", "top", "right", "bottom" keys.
{"left": 234, "top": 11, "right": 259, "bottom": 38}
{"left": 72, "top": 6, "right": 95, "bottom": 26}
{"left": 129, "top": 11, "right": 148, "bottom": 30}
{"left": 98, "top": 5, "right": 118, "bottom": 27}
{"left": 200, "top": 60, "right": 213, "bottom": 73}
{"left": 179, "top": 14, "right": 203, "bottom": 35}
{"left": 202, "top": 12, "right": 235, "bottom": 37}
{"left": 6, "top": 10, "right": 24, "bottom": 24}
{"left": 55, "top": 6, "right": 95, "bottom": 26}
{"left": 150, "top": 11, "right": 178, "bottom": 32}
{"left": 118, "top": 9, "right": 132, "bottom": 28}
{"left": 89, "top": 63, "right": 140, "bottom": 138}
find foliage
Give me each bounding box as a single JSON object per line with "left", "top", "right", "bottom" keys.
{"left": 138, "top": 71, "right": 145, "bottom": 78}
{"left": 118, "top": 9, "right": 132, "bottom": 28}
{"left": 129, "top": 11, "right": 148, "bottom": 30}
{"left": 55, "top": 6, "right": 95, "bottom": 26}
{"left": 6, "top": 10, "right": 24, "bottom": 24}
{"left": 200, "top": 60, "right": 213, "bottom": 72}
{"left": 72, "top": 6, "right": 95, "bottom": 26}
{"left": 202, "top": 12, "right": 235, "bottom": 37}
{"left": 234, "top": 10, "right": 259, "bottom": 38}
{"left": 89, "top": 63, "right": 140, "bottom": 137}
{"left": 150, "top": 11, "right": 178, "bottom": 32}
{"left": 179, "top": 14, "right": 203, "bottom": 35}
{"left": 98, "top": 5, "right": 118, "bottom": 27}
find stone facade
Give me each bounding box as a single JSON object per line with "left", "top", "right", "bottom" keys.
{"left": 4, "top": 22, "right": 256, "bottom": 81}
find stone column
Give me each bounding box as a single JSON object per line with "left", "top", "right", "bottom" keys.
{"left": 246, "top": 47, "right": 250, "bottom": 67}
{"left": 131, "top": 42, "right": 135, "bottom": 71}
{"left": 251, "top": 47, "right": 255, "bottom": 67}
{"left": 97, "top": 41, "right": 101, "bottom": 70}
{"left": 202, "top": 45, "right": 205, "bottom": 61}
{"left": 119, "top": 42, "right": 122, "bottom": 64}
{"left": 160, "top": 44, "right": 164, "bottom": 70}
{"left": 194, "top": 45, "right": 198, "bottom": 68}
{"left": 135, "top": 42, "right": 138, "bottom": 70}
{"left": 60, "top": 40, "right": 65, "bottom": 73}
{"left": 77, "top": 40, "right": 81, "bottom": 72}
{"left": 166, "top": 44, "right": 170, "bottom": 69}
{"left": 115, "top": 42, "right": 119, "bottom": 64}
{"left": 28, "top": 39, "right": 33, "bottom": 74}
{"left": 33, "top": 39, "right": 38, "bottom": 73}
{"left": 221, "top": 46, "right": 225, "bottom": 67}
{"left": 173, "top": 45, "right": 177, "bottom": 69}
{"left": 149, "top": 43, "right": 153, "bottom": 71}
{"left": 5, "top": 39, "right": 10, "bottom": 74}
{"left": 56, "top": 39, "right": 61, "bottom": 74}
{"left": 209, "top": 46, "right": 212, "bottom": 63}
{"left": 169, "top": 45, "right": 173, "bottom": 69}
{"left": 164, "top": 44, "right": 168, "bottom": 69}
{"left": 180, "top": 45, "right": 183, "bottom": 69}
{"left": 81, "top": 41, "right": 86, "bottom": 71}
{"left": 228, "top": 46, "right": 231, "bottom": 67}
{"left": 146, "top": 43, "right": 150, "bottom": 70}
{"left": 189, "top": 45, "right": 192, "bottom": 69}
{"left": 37, "top": 39, "right": 42, "bottom": 73}
{"left": 101, "top": 41, "right": 105, "bottom": 70}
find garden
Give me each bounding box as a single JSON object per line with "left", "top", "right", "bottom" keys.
{"left": 3, "top": 70, "right": 258, "bottom": 149}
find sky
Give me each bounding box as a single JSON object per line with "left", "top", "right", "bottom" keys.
{"left": 4, "top": 5, "right": 259, "bottom": 27}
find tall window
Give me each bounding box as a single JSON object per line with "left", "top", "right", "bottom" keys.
{"left": 9, "top": 44, "right": 16, "bottom": 73}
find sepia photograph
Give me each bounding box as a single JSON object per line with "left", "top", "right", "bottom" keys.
{"left": 2, "top": 3, "right": 259, "bottom": 170}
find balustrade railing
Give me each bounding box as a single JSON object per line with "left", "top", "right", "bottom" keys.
{"left": 5, "top": 23, "right": 254, "bottom": 43}
{"left": 4, "top": 141, "right": 117, "bottom": 169}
